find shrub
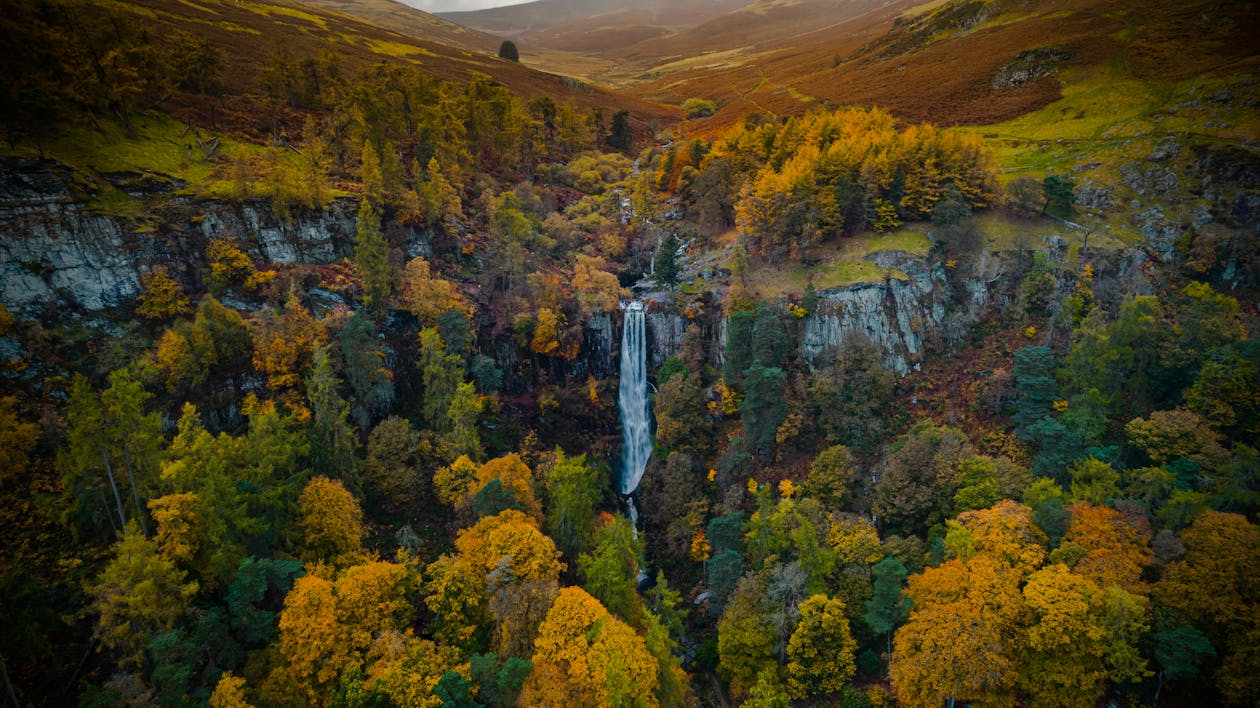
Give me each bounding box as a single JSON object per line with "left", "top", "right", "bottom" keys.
{"left": 682, "top": 98, "right": 717, "bottom": 119}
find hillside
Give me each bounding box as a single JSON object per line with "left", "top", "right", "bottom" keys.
{"left": 303, "top": 0, "right": 507, "bottom": 54}
{"left": 438, "top": 0, "right": 913, "bottom": 86}
{"left": 435, "top": 0, "right": 1258, "bottom": 133}
{"left": 631, "top": 0, "right": 1260, "bottom": 128}
{"left": 440, "top": 0, "right": 752, "bottom": 51}
{"left": 19, "top": 0, "right": 677, "bottom": 142}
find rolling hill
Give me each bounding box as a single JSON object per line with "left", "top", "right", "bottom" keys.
{"left": 630, "top": 0, "right": 1260, "bottom": 128}
{"left": 302, "top": 0, "right": 507, "bottom": 54}
{"left": 439, "top": 0, "right": 752, "bottom": 54}
{"left": 433, "top": 0, "right": 1258, "bottom": 133}
{"left": 64, "top": 0, "right": 678, "bottom": 141}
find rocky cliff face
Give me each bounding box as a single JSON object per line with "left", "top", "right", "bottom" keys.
{"left": 802, "top": 252, "right": 990, "bottom": 376}
{"left": 644, "top": 309, "right": 688, "bottom": 370}
{"left": 635, "top": 249, "right": 1001, "bottom": 379}
{"left": 581, "top": 312, "right": 617, "bottom": 379}
{"left": 0, "top": 158, "right": 390, "bottom": 315}
{"left": 4, "top": 156, "right": 1157, "bottom": 388}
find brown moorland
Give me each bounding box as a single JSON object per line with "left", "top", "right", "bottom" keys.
{"left": 71, "top": 0, "right": 678, "bottom": 142}
{"left": 437, "top": 0, "right": 1257, "bottom": 132}
{"left": 302, "top": 0, "right": 507, "bottom": 54}
{"left": 440, "top": 0, "right": 752, "bottom": 54}
{"left": 629, "top": 0, "right": 1260, "bottom": 129}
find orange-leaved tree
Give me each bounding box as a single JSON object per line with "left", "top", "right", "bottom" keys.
{"left": 520, "top": 587, "right": 659, "bottom": 707}
{"left": 425, "top": 509, "right": 563, "bottom": 650}
{"left": 890, "top": 555, "right": 1023, "bottom": 707}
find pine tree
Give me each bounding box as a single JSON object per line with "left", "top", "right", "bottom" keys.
{"left": 543, "top": 452, "right": 602, "bottom": 561}
{"left": 353, "top": 199, "right": 391, "bottom": 319}
{"left": 89, "top": 524, "right": 199, "bottom": 666}
{"left": 306, "top": 347, "right": 359, "bottom": 479}
{"left": 445, "top": 381, "right": 485, "bottom": 462}
{"left": 337, "top": 314, "right": 394, "bottom": 431}
{"left": 1042, "top": 175, "right": 1076, "bottom": 218}
{"left": 1012, "top": 346, "right": 1058, "bottom": 441}
{"left": 360, "top": 139, "right": 384, "bottom": 206}
{"left": 608, "top": 110, "right": 632, "bottom": 150}
{"left": 654, "top": 232, "right": 681, "bottom": 286}
{"left": 578, "top": 515, "right": 644, "bottom": 625}
{"left": 419, "top": 328, "right": 464, "bottom": 433}
{"left": 742, "top": 365, "right": 787, "bottom": 463}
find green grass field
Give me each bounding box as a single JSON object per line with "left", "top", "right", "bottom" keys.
{"left": 1, "top": 113, "right": 257, "bottom": 213}
{"left": 736, "top": 228, "right": 932, "bottom": 298}
{"left": 969, "top": 59, "right": 1260, "bottom": 247}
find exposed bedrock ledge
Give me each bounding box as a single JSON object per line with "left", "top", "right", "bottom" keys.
{"left": 642, "top": 251, "right": 999, "bottom": 378}
{"left": 801, "top": 253, "right": 980, "bottom": 376}
{"left": 0, "top": 158, "right": 436, "bottom": 315}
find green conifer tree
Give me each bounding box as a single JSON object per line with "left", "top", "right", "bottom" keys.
{"left": 353, "top": 199, "right": 391, "bottom": 319}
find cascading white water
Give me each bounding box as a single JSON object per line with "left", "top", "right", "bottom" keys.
{"left": 619, "top": 301, "right": 652, "bottom": 495}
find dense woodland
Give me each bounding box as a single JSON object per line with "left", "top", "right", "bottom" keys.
{"left": 1, "top": 1, "right": 1259, "bottom": 707}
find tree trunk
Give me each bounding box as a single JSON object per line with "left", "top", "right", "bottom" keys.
{"left": 120, "top": 448, "right": 150, "bottom": 538}
{"left": 886, "top": 629, "right": 893, "bottom": 680}
{"left": 101, "top": 451, "right": 128, "bottom": 531}
{"left": 1, "top": 654, "right": 20, "bottom": 708}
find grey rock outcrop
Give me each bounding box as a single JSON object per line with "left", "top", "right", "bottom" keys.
{"left": 992, "top": 47, "right": 1073, "bottom": 89}
{"left": 0, "top": 158, "right": 374, "bottom": 315}
{"left": 645, "top": 310, "right": 687, "bottom": 370}
{"left": 583, "top": 313, "right": 617, "bottom": 379}
{"left": 1133, "top": 206, "right": 1180, "bottom": 261}
{"left": 802, "top": 252, "right": 985, "bottom": 376}
{"left": 641, "top": 250, "right": 996, "bottom": 379}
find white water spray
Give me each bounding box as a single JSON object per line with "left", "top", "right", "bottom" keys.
{"left": 619, "top": 301, "right": 652, "bottom": 495}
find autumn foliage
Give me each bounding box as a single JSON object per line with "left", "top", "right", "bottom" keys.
{"left": 716, "top": 106, "right": 999, "bottom": 258}
{"left": 520, "top": 587, "right": 659, "bottom": 706}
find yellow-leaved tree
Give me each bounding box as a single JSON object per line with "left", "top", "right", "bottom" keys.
{"left": 1153, "top": 511, "right": 1260, "bottom": 705}
{"left": 786, "top": 594, "right": 857, "bottom": 699}
{"left": 1018, "top": 563, "right": 1150, "bottom": 705}
{"left": 950, "top": 500, "right": 1047, "bottom": 577}
{"left": 250, "top": 290, "right": 325, "bottom": 395}
{"left": 398, "top": 256, "right": 471, "bottom": 327}
{"left": 268, "top": 575, "right": 345, "bottom": 703}
{"left": 1057, "top": 502, "right": 1152, "bottom": 594}
{"left": 890, "top": 555, "right": 1023, "bottom": 707}
{"left": 136, "top": 266, "right": 190, "bottom": 320}
{"left": 297, "top": 476, "right": 366, "bottom": 567}
{"left": 425, "top": 509, "right": 563, "bottom": 650}
{"left": 267, "top": 560, "right": 416, "bottom": 705}
{"left": 208, "top": 672, "right": 254, "bottom": 708}
{"left": 88, "top": 524, "right": 199, "bottom": 667}
{"left": 519, "top": 587, "right": 659, "bottom": 707}
{"left": 364, "top": 631, "right": 464, "bottom": 706}
{"left": 461, "top": 453, "right": 544, "bottom": 522}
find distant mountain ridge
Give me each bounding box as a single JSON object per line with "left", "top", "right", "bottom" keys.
{"left": 631, "top": 0, "right": 1260, "bottom": 127}
{"left": 439, "top": 0, "right": 753, "bottom": 53}
{"left": 431, "top": 0, "right": 1258, "bottom": 131}
{"left": 304, "top": 0, "right": 507, "bottom": 54}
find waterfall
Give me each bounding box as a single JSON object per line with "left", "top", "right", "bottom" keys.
{"left": 619, "top": 301, "right": 652, "bottom": 495}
